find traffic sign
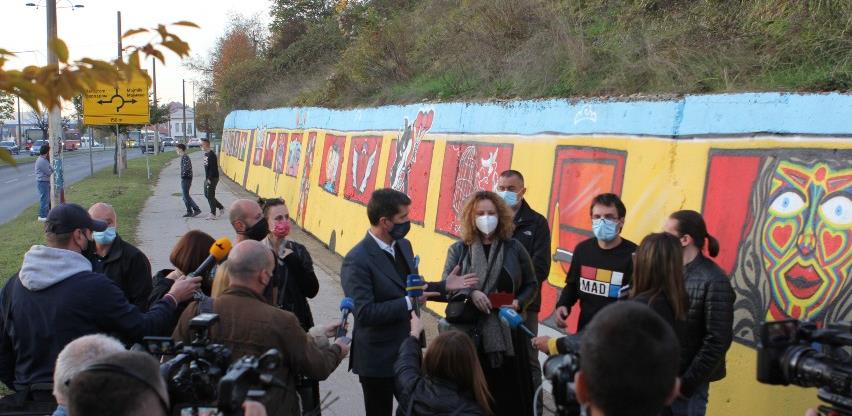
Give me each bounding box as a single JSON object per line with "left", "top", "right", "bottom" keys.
{"left": 83, "top": 77, "right": 150, "bottom": 125}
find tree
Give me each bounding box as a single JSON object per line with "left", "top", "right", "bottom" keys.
{"left": 31, "top": 110, "right": 48, "bottom": 140}
{"left": 0, "top": 21, "right": 198, "bottom": 165}
{"left": 0, "top": 92, "right": 12, "bottom": 140}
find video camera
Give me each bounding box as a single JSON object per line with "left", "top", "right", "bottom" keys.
{"left": 541, "top": 334, "right": 582, "bottom": 416}
{"left": 217, "top": 349, "right": 286, "bottom": 416}
{"left": 142, "top": 313, "right": 232, "bottom": 413}
{"left": 757, "top": 319, "right": 852, "bottom": 416}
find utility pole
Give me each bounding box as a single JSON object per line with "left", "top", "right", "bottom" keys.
{"left": 16, "top": 96, "right": 21, "bottom": 147}
{"left": 182, "top": 79, "right": 187, "bottom": 143}
{"left": 46, "top": 0, "right": 64, "bottom": 207}
{"left": 115, "top": 10, "right": 125, "bottom": 177}
{"left": 191, "top": 81, "right": 196, "bottom": 138}
{"left": 153, "top": 58, "right": 159, "bottom": 155}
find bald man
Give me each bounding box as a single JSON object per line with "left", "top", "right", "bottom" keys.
{"left": 85, "top": 203, "right": 153, "bottom": 310}
{"left": 173, "top": 240, "right": 348, "bottom": 416}
{"left": 229, "top": 199, "right": 268, "bottom": 243}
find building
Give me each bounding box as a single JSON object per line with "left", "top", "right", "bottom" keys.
{"left": 167, "top": 102, "right": 195, "bottom": 140}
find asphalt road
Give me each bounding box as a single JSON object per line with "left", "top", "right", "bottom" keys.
{"left": 0, "top": 148, "right": 143, "bottom": 225}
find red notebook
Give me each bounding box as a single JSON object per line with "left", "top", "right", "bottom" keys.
{"left": 488, "top": 292, "right": 515, "bottom": 309}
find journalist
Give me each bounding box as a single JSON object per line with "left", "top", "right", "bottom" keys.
{"left": 86, "top": 202, "right": 153, "bottom": 311}
{"left": 67, "top": 351, "right": 171, "bottom": 416}
{"left": 395, "top": 312, "right": 492, "bottom": 416}
{"left": 664, "top": 210, "right": 734, "bottom": 416}
{"left": 0, "top": 203, "right": 199, "bottom": 413}
{"left": 51, "top": 334, "right": 126, "bottom": 416}
{"left": 574, "top": 302, "right": 681, "bottom": 416}
{"left": 172, "top": 240, "right": 350, "bottom": 416}
{"left": 441, "top": 190, "right": 537, "bottom": 416}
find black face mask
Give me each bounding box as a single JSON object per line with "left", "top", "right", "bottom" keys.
{"left": 242, "top": 217, "right": 269, "bottom": 241}
{"left": 389, "top": 220, "right": 411, "bottom": 240}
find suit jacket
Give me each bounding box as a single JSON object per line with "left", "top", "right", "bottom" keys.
{"left": 341, "top": 232, "right": 421, "bottom": 378}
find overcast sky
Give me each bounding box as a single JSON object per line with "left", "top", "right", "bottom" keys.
{"left": 2, "top": 0, "right": 271, "bottom": 116}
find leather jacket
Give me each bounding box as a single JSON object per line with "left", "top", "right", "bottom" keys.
{"left": 679, "top": 253, "right": 735, "bottom": 397}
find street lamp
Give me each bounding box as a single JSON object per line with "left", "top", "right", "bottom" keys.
{"left": 26, "top": 1, "right": 84, "bottom": 9}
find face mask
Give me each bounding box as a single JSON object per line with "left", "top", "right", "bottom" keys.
{"left": 592, "top": 218, "right": 619, "bottom": 242}
{"left": 242, "top": 217, "right": 269, "bottom": 241}
{"left": 93, "top": 227, "right": 117, "bottom": 245}
{"left": 475, "top": 215, "right": 499, "bottom": 235}
{"left": 272, "top": 220, "right": 291, "bottom": 238}
{"left": 389, "top": 220, "right": 411, "bottom": 240}
{"left": 497, "top": 191, "right": 518, "bottom": 208}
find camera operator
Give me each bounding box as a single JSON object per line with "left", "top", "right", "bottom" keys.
{"left": 51, "top": 334, "right": 126, "bottom": 416}
{"left": 573, "top": 302, "right": 681, "bottom": 416}
{"left": 0, "top": 204, "right": 200, "bottom": 413}
{"left": 172, "top": 240, "right": 350, "bottom": 416}
{"left": 67, "top": 351, "right": 171, "bottom": 416}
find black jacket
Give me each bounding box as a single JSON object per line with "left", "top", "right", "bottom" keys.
{"left": 394, "top": 336, "right": 485, "bottom": 416}
{"left": 679, "top": 253, "right": 734, "bottom": 397}
{"left": 85, "top": 235, "right": 153, "bottom": 311}
{"left": 0, "top": 269, "right": 176, "bottom": 391}
{"left": 511, "top": 200, "right": 551, "bottom": 312}
{"left": 271, "top": 240, "right": 320, "bottom": 331}
{"left": 203, "top": 150, "right": 219, "bottom": 179}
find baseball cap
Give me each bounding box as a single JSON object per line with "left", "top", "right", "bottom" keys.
{"left": 45, "top": 203, "right": 108, "bottom": 234}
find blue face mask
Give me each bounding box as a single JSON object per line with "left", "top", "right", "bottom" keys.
{"left": 592, "top": 218, "right": 619, "bottom": 242}
{"left": 93, "top": 227, "right": 117, "bottom": 245}
{"left": 497, "top": 191, "right": 519, "bottom": 208}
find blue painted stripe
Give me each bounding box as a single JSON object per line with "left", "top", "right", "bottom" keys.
{"left": 224, "top": 92, "right": 852, "bottom": 137}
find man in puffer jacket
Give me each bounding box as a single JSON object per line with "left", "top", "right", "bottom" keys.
{"left": 0, "top": 203, "right": 200, "bottom": 413}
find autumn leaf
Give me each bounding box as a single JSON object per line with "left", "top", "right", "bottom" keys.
{"left": 172, "top": 21, "right": 200, "bottom": 28}
{"left": 0, "top": 149, "right": 15, "bottom": 167}
{"left": 50, "top": 38, "right": 69, "bottom": 63}
{"left": 122, "top": 28, "right": 149, "bottom": 38}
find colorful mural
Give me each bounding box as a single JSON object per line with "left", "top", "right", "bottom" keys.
{"left": 435, "top": 142, "right": 513, "bottom": 236}
{"left": 385, "top": 111, "right": 435, "bottom": 223}
{"left": 219, "top": 93, "right": 852, "bottom": 416}
{"left": 318, "top": 134, "right": 345, "bottom": 195}
{"left": 273, "top": 133, "right": 287, "bottom": 174}
{"left": 344, "top": 136, "right": 382, "bottom": 205}
{"left": 286, "top": 133, "right": 303, "bottom": 177}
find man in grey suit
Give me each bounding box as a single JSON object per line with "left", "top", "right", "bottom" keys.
{"left": 342, "top": 189, "right": 476, "bottom": 416}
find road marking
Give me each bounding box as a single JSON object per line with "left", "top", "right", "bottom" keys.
{"left": 3, "top": 179, "right": 17, "bottom": 184}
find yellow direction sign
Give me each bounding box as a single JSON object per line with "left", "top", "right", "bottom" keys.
{"left": 83, "top": 78, "right": 149, "bottom": 125}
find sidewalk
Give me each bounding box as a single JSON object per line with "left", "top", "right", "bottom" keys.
{"left": 136, "top": 151, "right": 368, "bottom": 415}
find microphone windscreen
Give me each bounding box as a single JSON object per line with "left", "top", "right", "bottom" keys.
{"left": 340, "top": 297, "right": 354, "bottom": 312}
{"left": 406, "top": 274, "right": 425, "bottom": 297}
{"left": 499, "top": 307, "right": 523, "bottom": 329}
{"left": 209, "top": 238, "right": 233, "bottom": 262}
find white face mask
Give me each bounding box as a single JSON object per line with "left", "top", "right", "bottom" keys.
{"left": 475, "top": 215, "right": 499, "bottom": 235}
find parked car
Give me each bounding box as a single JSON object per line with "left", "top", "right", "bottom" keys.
{"left": 0, "top": 141, "right": 20, "bottom": 155}
{"left": 187, "top": 138, "right": 202, "bottom": 148}
{"left": 29, "top": 140, "right": 48, "bottom": 156}
{"left": 162, "top": 137, "right": 175, "bottom": 147}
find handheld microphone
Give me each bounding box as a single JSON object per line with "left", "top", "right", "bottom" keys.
{"left": 336, "top": 297, "right": 354, "bottom": 338}
{"left": 499, "top": 307, "right": 535, "bottom": 338}
{"left": 188, "top": 237, "right": 233, "bottom": 278}
{"left": 406, "top": 274, "right": 426, "bottom": 316}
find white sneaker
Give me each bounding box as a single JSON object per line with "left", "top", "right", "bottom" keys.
{"left": 37, "top": 217, "right": 47, "bottom": 222}
{"left": 205, "top": 213, "right": 217, "bottom": 220}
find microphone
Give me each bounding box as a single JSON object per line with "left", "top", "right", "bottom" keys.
{"left": 336, "top": 297, "right": 354, "bottom": 339}
{"left": 188, "top": 237, "right": 233, "bottom": 278}
{"left": 406, "top": 274, "right": 426, "bottom": 316}
{"left": 499, "top": 307, "right": 535, "bottom": 338}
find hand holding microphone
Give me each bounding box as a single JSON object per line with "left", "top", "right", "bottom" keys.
{"left": 406, "top": 274, "right": 428, "bottom": 316}
{"left": 499, "top": 307, "right": 536, "bottom": 338}
{"left": 336, "top": 297, "right": 354, "bottom": 339}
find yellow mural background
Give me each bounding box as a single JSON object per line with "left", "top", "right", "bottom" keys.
{"left": 220, "top": 129, "right": 845, "bottom": 415}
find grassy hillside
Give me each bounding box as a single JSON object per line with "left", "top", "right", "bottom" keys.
{"left": 213, "top": 0, "right": 851, "bottom": 111}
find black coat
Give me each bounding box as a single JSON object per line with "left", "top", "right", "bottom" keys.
{"left": 394, "top": 336, "right": 485, "bottom": 416}
{"left": 272, "top": 240, "right": 320, "bottom": 331}
{"left": 85, "top": 235, "right": 153, "bottom": 311}
{"left": 511, "top": 200, "right": 551, "bottom": 311}
{"left": 341, "top": 233, "right": 422, "bottom": 378}
{"left": 679, "top": 254, "right": 735, "bottom": 397}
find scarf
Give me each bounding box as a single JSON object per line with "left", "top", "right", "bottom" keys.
{"left": 470, "top": 237, "right": 514, "bottom": 367}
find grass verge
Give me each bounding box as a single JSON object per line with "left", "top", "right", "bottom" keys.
{"left": 0, "top": 150, "right": 178, "bottom": 283}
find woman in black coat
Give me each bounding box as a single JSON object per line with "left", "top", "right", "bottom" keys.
{"left": 395, "top": 313, "right": 491, "bottom": 416}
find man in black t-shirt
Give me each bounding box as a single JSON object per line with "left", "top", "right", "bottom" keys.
{"left": 532, "top": 193, "right": 637, "bottom": 354}
{"left": 201, "top": 138, "right": 225, "bottom": 219}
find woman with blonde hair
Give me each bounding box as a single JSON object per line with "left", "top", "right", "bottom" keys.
{"left": 441, "top": 190, "right": 536, "bottom": 416}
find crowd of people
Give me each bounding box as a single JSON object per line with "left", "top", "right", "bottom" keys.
{"left": 0, "top": 164, "right": 738, "bottom": 416}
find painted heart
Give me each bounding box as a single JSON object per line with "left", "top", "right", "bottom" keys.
{"left": 772, "top": 224, "right": 793, "bottom": 249}
{"left": 821, "top": 230, "right": 844, "bottom": 260}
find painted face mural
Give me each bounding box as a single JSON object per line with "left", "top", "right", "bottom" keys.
{"left": 761, "top": 161, "right": 851, "bottom": 321}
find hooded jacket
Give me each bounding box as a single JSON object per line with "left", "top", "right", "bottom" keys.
{"left": 0, "top": 245, "right": 177, "bottom": 391}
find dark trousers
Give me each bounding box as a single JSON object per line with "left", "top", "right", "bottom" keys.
{"left": 359, "top": 376, "right": 395, "bottom": 416}
{"left": 181, "top": 178, "right": 200, "bottom": 213}
{"left": 297, "top": 376, "right": 321, "bottom": 415}
{"left": 204, "top": 176, "right": 224, "bottom": 214}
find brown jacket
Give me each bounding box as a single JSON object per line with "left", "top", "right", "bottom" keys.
{"left": 172, "top": 286, "right": 343, "bottom": 416}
